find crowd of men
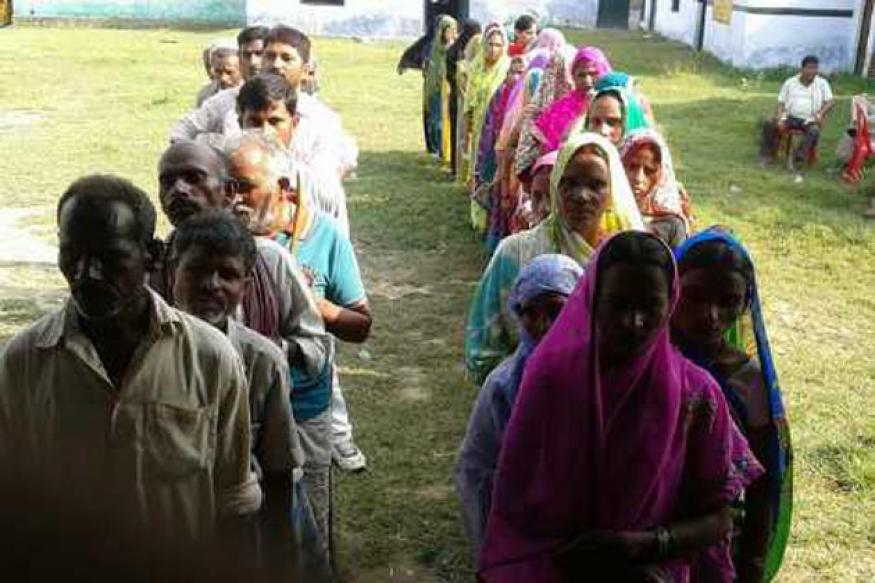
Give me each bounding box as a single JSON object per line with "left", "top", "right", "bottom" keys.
{"left": 0, "top": 24, "right": 366, "bottom": 579}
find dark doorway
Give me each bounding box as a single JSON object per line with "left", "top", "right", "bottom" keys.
{"left": 694, "top": 0, "right": 707, "bottom": 50}
{"left": 424, "top": 0, "right": 468, "bottom": 32}
{"left": 597, "top": 0, "right": 631, "bottom": 29}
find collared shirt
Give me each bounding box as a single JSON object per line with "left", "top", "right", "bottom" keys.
{"left": 779, "top": 74, "right": 833, "bottom": 122}
{"left": 0, "top": 289, "right": 262, "bottom": 540}
{"left": 226, "top": 320, "right": 304, "bottom": 475}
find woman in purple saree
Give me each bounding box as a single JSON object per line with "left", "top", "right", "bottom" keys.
{"left": 480, "top": 231, "right": 764, "bottom": 582}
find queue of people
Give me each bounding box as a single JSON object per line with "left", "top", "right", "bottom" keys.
{"left": 0, "top": 24, "right": 368, "bottom": 580}
{"left": 0, "top": 16, "right": 801, "bottom": 582}
{"left": 404, "top": 14, "right": 795, "bottom": 582}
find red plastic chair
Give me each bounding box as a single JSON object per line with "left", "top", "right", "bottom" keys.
{"left": 841, "top": 98, "right": 872, "bottom": 184}
{"left": 776, "top": 127, "right": 817, "bottom": 168}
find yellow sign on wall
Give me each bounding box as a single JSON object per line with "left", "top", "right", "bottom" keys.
{"left": 714, "top": 0, "right": 733, "bottom": 25}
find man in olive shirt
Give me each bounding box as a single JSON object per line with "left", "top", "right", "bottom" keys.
{"left": 0, "top": 175, "right": 261, "bottom": 540}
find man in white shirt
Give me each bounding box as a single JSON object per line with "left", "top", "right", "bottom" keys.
{"left": 760, "top": 55, "right": 834, "bottom": 169}
{"left": 170, "top": 26, "right": 270, "bottom": 145}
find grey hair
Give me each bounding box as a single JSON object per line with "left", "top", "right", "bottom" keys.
{"left": 224, "top": 129, "right": 296, "bottom": 183}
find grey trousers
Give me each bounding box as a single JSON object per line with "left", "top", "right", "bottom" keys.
{"left": 297, "top": 410, "right": 332, "bottom": 562}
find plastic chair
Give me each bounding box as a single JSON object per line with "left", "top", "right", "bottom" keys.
{"left": 776, "top": 127, "right": 817, "bottom": 169}
{"left": 841, "top": 97, "right": 873, "bottom": 184}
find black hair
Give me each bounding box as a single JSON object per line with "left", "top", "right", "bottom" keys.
{"left": 237, "top": 73, "right": 298, "bottom": 117}
{"left": 802, "top": 55, "right": 819, "bottom": 67}
{"left": 267, "top": 25, "right": 312, "bottom": 64}
{"left": 171, "top": 209, "right": 258, "bottom": 274}
{"left": 677, "top": 239, "right": 754, "bottom": 293}
{"left": 597, "top": 231, "right": 675, "bottom": 287}
{"left": 57, "top": 174, "right": 156, "bottom": 244}
{"left": 514, "top": 14, "right": 538, "bottom": 33}
{"left": 237, "top": 25, "right": 270, "bottom": 48}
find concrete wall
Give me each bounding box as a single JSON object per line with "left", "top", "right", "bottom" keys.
{"left": 703, "top": 6, "right": 748, "bottom": 66}
{"left": 248, "top": 0, "right": 421, "bottom": 37}
{"left": 471, "top": 0, "right": 598, "bottom": 28}
{"left": 252, "top": 0, "right": 600, "bottom": 39}
{"left": 650, "top": 0, "right": 859, "bottom": 72}
{"left": 649, "top": 0, "right": 699, "bottom": 46}
{"left": 17, "top": 0, "right": 245, "bottom": 24}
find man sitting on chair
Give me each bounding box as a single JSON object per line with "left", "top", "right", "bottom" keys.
{"left": 759, "top": 55, "right": 834, "bottom": 170}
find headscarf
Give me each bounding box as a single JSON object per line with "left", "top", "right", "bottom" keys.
{"left": 496, "top": 52, "right": 551, "bottom": 152}
{"left": 620, "top": 128, "right": 691, "bottom": 224}
{"left": 534, "top": 47, "right": 612, "bottom": 153}
{"left": 466, "top": 22, "right": 511, "bottom": 180}
{"left": 585, "top": 85, "right": 650, "bottom": 141}
{"left": 513, "top": 49, "right": 575, "bottom": 176}
{"left": 504, "top": 253, "right": 584, "bottom": 397}
{"left": 542, "top": 133, "right": 644, "bottom": 264}
{"left": 594, "top": 71, "right": 633, "bottom": 92}
{"left": 674, "top": 228, "right": 793, "bottom": 582}
{"left": 529, "top": 28, "right": 566, "bottom": 53}
{"left": 425, "top": 16, "right": 457, "bottom": 98}
{"left": 532, "top": 150, "right": 558, "bottom": 176}
{"left": 447, "top": 19, "right": 482, "bottom": 81}
{"left": 480, "top": 231, "right": 764, "bottom": 582}
{"left": 508, "top": 253, "right": 582, "bottom": 320}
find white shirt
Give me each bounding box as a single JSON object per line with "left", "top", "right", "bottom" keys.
{"left": 778, "top": 74, "right": 833, "bottom": 123}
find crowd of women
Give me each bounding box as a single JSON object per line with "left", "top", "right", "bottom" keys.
{"left": 403, "top": 14, "right": 794, "bottom": 582}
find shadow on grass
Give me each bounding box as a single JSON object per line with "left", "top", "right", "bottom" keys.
{"left": 348, "top": 150, "right": 486, "bottom": 258}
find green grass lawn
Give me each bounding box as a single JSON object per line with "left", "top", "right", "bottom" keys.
{"left": 1, "top": 25, "right": 874, "bottom": 581}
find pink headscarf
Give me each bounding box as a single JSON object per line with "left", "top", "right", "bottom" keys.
{"left": 479, "top": 232, "right": 763, "bottom": 582}
{"left": 530, "top": 28, "right": 567, "bottom": 53}
{"left": 533, "top": 47, "right": 612, "bottom": 153}
{"left": 531, "top": 150, "right": 557, "bottom": 175}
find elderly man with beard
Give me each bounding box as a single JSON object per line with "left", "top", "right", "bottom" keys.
{"left": 154, "top": 140, "right": 328, "bottom": 380}
{"left": 0, "top": 175, "right": 261, "bottom": 543}
{"left": 224, "top": 132, "right": 372, "bottom": 557}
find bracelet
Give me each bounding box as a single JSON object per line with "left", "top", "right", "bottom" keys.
{"left": 655, "top": 526, "right": 673, "bottom": 558}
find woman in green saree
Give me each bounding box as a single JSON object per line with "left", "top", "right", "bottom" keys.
{"left": 464, "top": 132, "right": 644, "bottom": 383}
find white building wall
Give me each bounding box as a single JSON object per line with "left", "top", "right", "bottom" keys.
{"left": 651, "top": 0, "right": 699, "bottom": 46}
{"left": 741, "top": 13, "right": 855, "bottom": 72}
{"left": 248, "top": 0, "right": 422, "bottom": 38}
{"left": 703, "top": 7, "right": 747, "bottom": 66}
{"left": 652, "top": 0, "right": 858, "bottom": 72}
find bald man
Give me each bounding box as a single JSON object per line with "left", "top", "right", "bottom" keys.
{"left": 154, "top": 141, "right": 329, "bottom": 381}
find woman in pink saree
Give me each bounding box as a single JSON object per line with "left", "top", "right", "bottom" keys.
{"left": 480, "top": 231, "right": 764, "bottom": 582}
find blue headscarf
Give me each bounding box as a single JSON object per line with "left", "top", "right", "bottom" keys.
{"left": 674, "top": 227, "right": 792, "bottom": 581}
{"left": 490, "top": 254, "right": 583, "bottom": 427}
{"left": 595, "top": 71, "right": 632, "bottom": 92}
